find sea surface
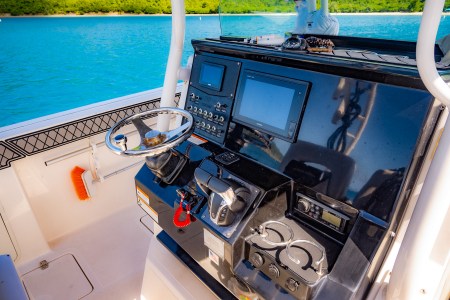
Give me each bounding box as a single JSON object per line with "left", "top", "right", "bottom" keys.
{"left": 1, "top": 15, "right": 450, "bottom": 127}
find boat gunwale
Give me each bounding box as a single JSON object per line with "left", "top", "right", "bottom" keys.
{"left": 0, "top": 86, "right": 182, "bottom": 170}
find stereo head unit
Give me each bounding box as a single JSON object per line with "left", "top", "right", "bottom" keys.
{"left": 295, "top": 192, "right": 349, "bottom": 234}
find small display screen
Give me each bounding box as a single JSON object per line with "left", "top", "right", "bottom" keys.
{"left": 233, "top": 70, "right": 309, "bottom": 141}
{"left": 322, "top": 211, "right": 342, "bottom": 228}
{"left": 199, "top": 63, "right": 225, "bottom": 91}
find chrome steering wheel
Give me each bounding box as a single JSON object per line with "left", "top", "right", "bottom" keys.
{"left": 105, "top": 107, "right": 194, "bottom": 157}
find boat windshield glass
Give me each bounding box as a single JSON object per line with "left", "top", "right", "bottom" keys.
{"left": 218, "top": 0, "right": 450, "bottom": 42}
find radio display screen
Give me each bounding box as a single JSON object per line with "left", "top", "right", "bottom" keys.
{"left": 322, "top": 211, "right": 342, "bottom": 228}
{"left": 233, "top": 70, "right": 309, "bottom": 141}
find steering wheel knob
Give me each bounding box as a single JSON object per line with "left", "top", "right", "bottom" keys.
{"left": 114, "top": 134, "right": 128, "bottom": 151}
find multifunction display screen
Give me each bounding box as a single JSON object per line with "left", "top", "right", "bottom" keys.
{"left": 233, "top": 70, "right": 309, "bottom": 141}
{"left": 239, "top": 78, "right": 294, "bottom": 130}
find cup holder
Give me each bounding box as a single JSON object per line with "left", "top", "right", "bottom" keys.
{"left": 286, "top": 239, "right": 326, "bottom": 276}
{"left": 258, "top": 220, "right": 294, "bottom": 247}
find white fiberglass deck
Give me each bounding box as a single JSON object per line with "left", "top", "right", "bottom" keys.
{"left": 13, "top": 189, "right": 217, "bottom": 300}
{"left": 18, "top": 204, "right": 151, "bottom": 300}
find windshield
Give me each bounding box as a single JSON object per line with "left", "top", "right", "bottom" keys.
{"left": 219, "top": 0, "right": 450, "bottom": 42}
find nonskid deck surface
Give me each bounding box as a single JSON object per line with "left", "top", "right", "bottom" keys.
{"left": 18, "top": 204, "right": 152, "bottom": 300}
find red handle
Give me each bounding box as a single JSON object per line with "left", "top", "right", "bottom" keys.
{"left": 173, "top": 204, "right": 192, "bottom": 228}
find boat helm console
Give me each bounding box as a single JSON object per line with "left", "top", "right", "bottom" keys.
{"left": 106, "top": 36, "right": 442, "bottom": 299}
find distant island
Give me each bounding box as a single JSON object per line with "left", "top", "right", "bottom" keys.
{"left": 1, "top": 0, "right": 449, "bottom": 16}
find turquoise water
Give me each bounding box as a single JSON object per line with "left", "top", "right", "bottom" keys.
{"left": 1, "top": 15, "right": 450, "bottom": 127}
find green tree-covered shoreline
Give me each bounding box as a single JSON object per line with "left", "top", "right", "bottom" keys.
{"left": 1, "top": 0, "right": 450, "bottom": 16}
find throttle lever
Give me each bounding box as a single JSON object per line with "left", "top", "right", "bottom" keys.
{"left": 194, "top": 168, "right": 212, "bottom": 195}
{"left": 208, "top": 177, "right": 246, "bottom": 212}
{"left": 194, "top": 167, "right": 249, "bottom": 226}
{"left": 194, "top": 167, "right": 246, "bottom": 212}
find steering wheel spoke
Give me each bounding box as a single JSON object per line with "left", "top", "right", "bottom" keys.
{"left": 131, "top": 117, "right": 153, "bottom": 141}
{"left": 163, "top": 122, "right": 191, "bottom": 142}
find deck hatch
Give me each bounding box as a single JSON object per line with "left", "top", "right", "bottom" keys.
{"left": 21, "top": 254, "right": 93, "bottom": 300}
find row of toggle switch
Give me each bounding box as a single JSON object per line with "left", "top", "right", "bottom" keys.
{"left": 195, "top": 120, "right": 223, "bottom": 134}
{"left": 189, "top": 93, "right": 200, "bottom": 101}
{"left": 189, "top": 93, "right": 227, "bottom": 110}
{"left": 186, "top": 106, "right": 225, "bottom": 123}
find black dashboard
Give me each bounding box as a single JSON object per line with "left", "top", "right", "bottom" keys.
{"left": 187, "top": 41, "right": 433, "bottom": 222}
{"left": 135, "top": 37, "right": 440, "bottom": 300}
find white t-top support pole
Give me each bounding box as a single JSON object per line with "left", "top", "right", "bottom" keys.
{"left": 417, "top": 0, "right": 450, "bottom": 106}
{"left": 388, "top": 0, "right": 450, "bottom": 299}
{"left": 157, "top": 0, "right": 185, "bottom": 131}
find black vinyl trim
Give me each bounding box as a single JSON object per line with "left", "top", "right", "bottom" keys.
{"left": 6, "top": 98, "right": 163, "bottom": 156}
{"left": 0, "top": 141, "right": 26, "bottom": 170}
{"left": 0, "top": 94, "right": 179, "bottom": 170}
